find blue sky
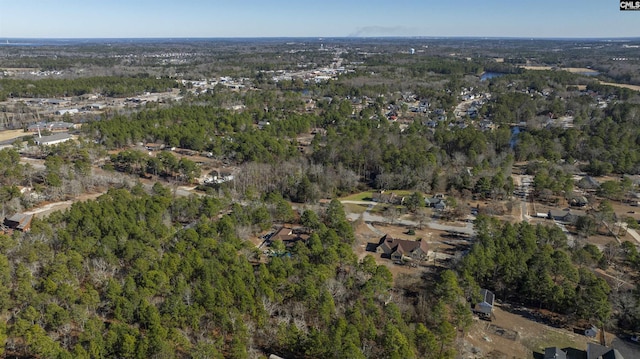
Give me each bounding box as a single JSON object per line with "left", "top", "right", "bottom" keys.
{"left": 0, "top": 0, "right": 637, "bottom": 38}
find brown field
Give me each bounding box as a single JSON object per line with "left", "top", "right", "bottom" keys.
{"left": 519, "top": 66, "right": 598, "bottom": 74}
{"left": 563, "top": 67, "right": 599, "bottom": 74}
{"left": 0, "top": 129, "right": 27, "bottom": 142}
{"left": 461, "top": 305, "right": 600, "bottom": 359}
{"left": 519, "top": 66, "right": 640, "bottom": 91}
{"left": 521, "top": 65, "right": 554, "bottom": 71}
{"left": 599, "top": 81, "right": 640, "bottom": 92}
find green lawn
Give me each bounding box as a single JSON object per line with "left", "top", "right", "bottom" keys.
{"left": 340, "top": 190, "right": 425, "bottom": 202}
{"left": 340, "top": 191, "right": 374, "bottom": 201}
{"left": 522, "top": 327, "right": 588, "bottom": 357}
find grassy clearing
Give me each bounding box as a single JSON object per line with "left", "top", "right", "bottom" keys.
{"left": 340, "top": 191, "right": 374, "bottom": 201}
{"left": 369, "top": 203, "right": 391, "bottom": 215}
{"left": 342, "top": 202, "right": 369, "bottom": 214}
{"left": 521, "top": 327, "right": 587, "bottom": 356}
{"left": 0, "top": 130, "right": 27, "bottom": 142}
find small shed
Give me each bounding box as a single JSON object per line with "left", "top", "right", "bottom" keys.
{"left": 585, "top": 325, "right": 599, "bottom": 338}
{"left": 473, "top": 288, "right": 495, "bottom": 319}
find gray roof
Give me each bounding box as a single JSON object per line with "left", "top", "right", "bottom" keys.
{"left": 4, "top": 213, "right": 33, "bottom": 231}
{"left": 28, "top": 121, "right": 74, "bottom": 131}
{"left": 588, "top": 343, "right": 625, "bottom": 359}
{"left": 480, "top": 288, "right": 495, "bottom": 306}
{"left": 35, "top": 133, "right": 72, "bottom": 145}
{"left": 474, "top": 288, "right": 495, "bottom": 315}
{"left": 601, "top": 349, "right": 624, "bottom": 359}
{"left": 544, "top": 347, "right": 567, "bottom": 359}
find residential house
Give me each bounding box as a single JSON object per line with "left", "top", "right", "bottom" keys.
{"left": 34, "top": 133, "right": 72, "bottom": 146}
{"left": 269, "top": 226, "right": 309, "bottom": 248}
{"left": 55, "top": 109, "right": 79, "bottom": 116}
{"left": 570, "top": 196, "right": 589, "bottom": 208}
{"left": 548, "top": 209, "right": 585, "bottom": 223}
{"left": 539, "top": 343, "right": 627, "bottom": 359}
{"left": 544, "top": 347, "right": 567, "bottom": 359}
{"left": 577, "top": 176, "right": 600, "bottom": 191}
{"left": 587, "top": 343, "right": 625, "bottom": 359}
{"left": 425, "top": 195, "right": 447, "bottom": 210}
{"left": 145, "top": 143, "right": 165, "bottom": 151}
{"left": 86, "top": 103, "right": 106, "bottom": 110}
{"left": 479, "top": 119, "right": 495, "bottom": 131}
{"left": 473, "top": 288, "right": 495, "bottom": 319}
{"left": 27, "top": 121, "right": 75, "bottom": 132}
{"left": 376, "top": 235, "right": 428, "bottom": 262}
{"left": 372, "top": 191, "right": 405, "bottom": 205}
{"left": 3, "top": 213, "right": 33, "bottom": 232}
{"left": 45, "top": 99, "right": 71, "bottom": 107}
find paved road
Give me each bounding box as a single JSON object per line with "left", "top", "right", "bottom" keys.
{"left": 341, "top": 200, "right": 475, "bottom": 235}
{"left": 622, "top": 225, "right": 640, "bottom": 245}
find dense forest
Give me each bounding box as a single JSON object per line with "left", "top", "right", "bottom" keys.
{"left": 0, "top": 186, "right": 471, "bottom": 358}
{"left": 0, "top": 76, "right": 179, "bottom": 100}
{"left": 460, "top": 216, "right": 612, "bottom": 323}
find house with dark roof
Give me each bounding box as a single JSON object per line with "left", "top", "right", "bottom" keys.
{"left": 570, "top": 196, "right": 589, "bottom": 208}
{"left": 577, "top": 176, "right": 601, "bottom": 191}
{"left": 473, "top": 288, "right": 495, "bottom": 319}
{"left": 587, "top": 343, "right": 625, "bottom": 359}
{"left": 376, "top": 235, "right": 428, "bottom": 262}
{"left": 425, "top": 197, "right": 447, "bottom": 210}
{"left": 269, "top": 226, "right": 309, "bottom": 248}
{"left": 548, "top": 209, "right": 586, "bottom": 224}
{"left": 540, "top": 343, "right": 629, "bottom": 359}
{"left": 27, "top": 121, "right": 75, "bottom": 132}
{"left": 372, "top": 191, "right": 405, "bottom": 205}
{"left": 3, "top": 213, "right": 33, "bottom": 232}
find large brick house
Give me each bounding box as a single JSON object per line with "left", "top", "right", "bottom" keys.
{"left": 376, "top": 234, "right": 429, "bottom": 262}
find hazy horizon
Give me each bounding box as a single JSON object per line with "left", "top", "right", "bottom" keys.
{"left": 1, "top": 0, "right": 638, "bottom": 39}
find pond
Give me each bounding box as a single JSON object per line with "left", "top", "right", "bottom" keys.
{"left": 480, "top": 72, "right": 506, "bottom": 81}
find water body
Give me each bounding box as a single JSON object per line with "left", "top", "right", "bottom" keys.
{"left": 480, "top": 72, "right": 506, "bottom": 81}
{"left": 510, "top": 126, "right": 521, "bottom": 149}
{"left": 577, "top": 71, "right": 600, "bottom": 76}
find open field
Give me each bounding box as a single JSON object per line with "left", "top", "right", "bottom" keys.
{"left": 0, "top": 129, "right": 27, "bottom": 142}
{"left": 563, "top": 67, "right": 600, "bottom": 74}
{"left": 520, "top": 66, "right": 640, "bottom": 91}
{"left": 520, "top": 66, "right": 598, "bottom": 74}
{"left": 342, "top": 202, "right": 369, "bottom": 214}
{"left": 462, "top": 305, "right": 598, "bottom": 359}
{"left": 340, "top": 190, "right": 426, "bottom": 202}
{"left": 340, "top": 191, "right": 373, "bottom": 201}
{"left": 599, "top": 82, "right": 640, "bottom": 91}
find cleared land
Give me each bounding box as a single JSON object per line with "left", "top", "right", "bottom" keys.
{"left": 520, "top": 66, "right": 597, "bottom": 73}
{"left": 599, "top": 82, "right": 640, "bottom": 91}
{"left": 520, "top": 66, "right": 640, "bottom": 91}
{"left": 462, "top": 305, "right": 599, "bottom": 359}
{"left": 0, "top": 129, "right": 28, "bottom": 142}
